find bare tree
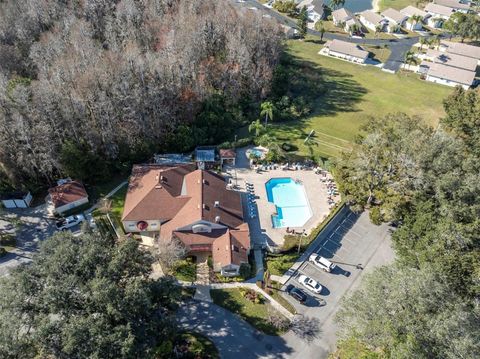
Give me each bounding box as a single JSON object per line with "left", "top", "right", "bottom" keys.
{"left": 154, "top": 237, "right": 187, "bottom": 273}
{"left": 290, "top": 315, "right": 321, "bottom": 342}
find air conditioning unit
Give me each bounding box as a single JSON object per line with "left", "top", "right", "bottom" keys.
{"left": 215, "top": 216, "right": 220, "bottom": 223}
{"left": 214, "top": 201, "right": 220, "bottom": 207}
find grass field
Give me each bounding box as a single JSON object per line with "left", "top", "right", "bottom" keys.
{"left": 265, "top": 39, "right": 452, "bottom": 159}
{"left": 378, "top": 0, "right": 427, "bottom": 11}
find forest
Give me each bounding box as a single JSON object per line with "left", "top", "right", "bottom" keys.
{"left": 0, "top": 0, "right": 282, "bottom": 190}
{"left": 333, "top": 87, "right": 480, "bottom": 358}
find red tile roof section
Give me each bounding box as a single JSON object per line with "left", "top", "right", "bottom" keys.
{"left": 48, "top": 181, "right": 88, "bottom": 208}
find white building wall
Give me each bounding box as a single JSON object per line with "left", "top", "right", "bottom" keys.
{"left": 327, "top": 49, "right": 366, "bottom": 64}
{"left": 123, "top": 219, "right": 162, "bottom": 233}
{"left": 425, "top": 74, "right": 469, "bottom": 89}
{"left": 55, "top": 197, "right": 89, "bottom": 214}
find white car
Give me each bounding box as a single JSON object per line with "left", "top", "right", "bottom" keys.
{"left": 298, "top": 275, "right": 322, "bottom": 294}
{"left": 55, "top": 214, "right": 85, "bottom": 231}
{"left": 309, "top": 254, "right": 336, "bottom": 272}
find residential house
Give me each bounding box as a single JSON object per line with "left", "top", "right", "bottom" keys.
{"left": 381, "top": 8, "right": 409, "bottom": 32}
{"left": 121, "top": 164, "right": 251, "bottom": 276}
{"left": 421, "top": 49, "right": 478, "bottom": 71}
{"left": 433, "top": 0, "right": 470, "bottom": 13}
{"left": 359, "top": 10, "right": 388, "bottom": 32}
{"left": 424, "top": 3, "right": 454, "bottom": 27}
{"left": 1, "top": 191, "right": 33, "bottom": 209}
{"left": 323, "top": 39, "right": 370, "bottom": 64}
{"left": 439, "top": 40, "right": 480, "bottom": 64}
{"left": 332, "top": 8, "right": 362, "bottom": 34}
{"left": 47, "top": 180, "right": 89, "bottom": 215}
{"left": 298, "top": 0, "right": 326, "bottom": 24}
{"left": 400, "top": 5, "right": 431, "bottom": 30}
{"left": 420, "top": 61, "right": 475, "bottom": 89}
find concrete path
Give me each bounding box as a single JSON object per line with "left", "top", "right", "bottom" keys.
{"left": 194, "top": 285, "right": 213, "bottom": 302}
{"left": 177, "top": 301, "right": 294, "bottom": 359}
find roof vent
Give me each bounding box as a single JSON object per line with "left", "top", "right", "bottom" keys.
{"left": 202, "top": 204, "right": 206, "bottom": 209}
{"left": 215, "top": 216, "right": 220, "bottom": 223}
{"left": 214, "top": 201, "right": 220, "bottom": 208}
{"left": 202, "top": 179, "right": 207, "bottom": 184}
{"left": 160, "top": 175, "right": 165, "bottom": 182}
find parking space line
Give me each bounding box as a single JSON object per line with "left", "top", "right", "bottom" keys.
{"left": 318, "top": 246, "right": 346, "bottom": 262}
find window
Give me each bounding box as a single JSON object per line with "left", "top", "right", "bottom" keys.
{"left": 233, "top": 245, "right": 239, "bottom": 253}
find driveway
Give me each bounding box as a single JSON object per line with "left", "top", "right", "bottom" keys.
{"left": 177, "top": 301, "right": 294, "bottom": 359}
{"left": 0, "top": 204, "right": 56, "bottom": 276}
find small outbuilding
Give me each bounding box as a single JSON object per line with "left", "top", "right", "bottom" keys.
{"left": 0, "top": 191, "right": 33, "bottom": 209}
{"left": 220, "top": 149, "right": 236, "bottom": 166}
{"left": 195, "top": 146, "right": 218, "bottom": 170}
{"left": 47, "top": 180, "right": 89, "bottom": 215}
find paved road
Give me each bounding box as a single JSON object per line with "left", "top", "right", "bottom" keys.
{"left": 177, "top": 301, "right": 293, "bottom": 359}
{"left": 240, "top": 0, "right": 439, "bottom": 72}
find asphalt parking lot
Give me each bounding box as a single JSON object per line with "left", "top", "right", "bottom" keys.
{"left": 280, "top": 208, "right": 394, "bottom": 320}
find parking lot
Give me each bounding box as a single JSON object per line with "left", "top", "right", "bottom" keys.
{"left": 280, "top": 208, "right": 394, "bottom": 320}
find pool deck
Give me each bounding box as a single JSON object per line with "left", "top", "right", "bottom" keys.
{"left": 224, "top": 147, "right": 340, "bottom": 248}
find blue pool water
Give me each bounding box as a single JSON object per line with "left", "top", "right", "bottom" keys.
{"left": 265, "top": 178, "right": 312, "bottom": 228}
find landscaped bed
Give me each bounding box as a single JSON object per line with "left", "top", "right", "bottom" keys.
{"left": 268, "top": 281, "right": 297, "bottom": 315}
{"left": 173, "top": 258, "right": 197, "bottom": 283}
{"left": 153, "top": 331, "right": 219, "bottom": 359}
{"left": 210, "top": 288, "right": 289, "bottom": 336}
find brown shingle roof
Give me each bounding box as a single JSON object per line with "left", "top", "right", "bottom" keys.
{"left": 122, "top": 164, "right": 245, "bottom": 232}
{"left": 219, "top": 149, "right": 236, "bottom": 158}
{"left": 48, "top": 181, "right": 88, "bottom": 208}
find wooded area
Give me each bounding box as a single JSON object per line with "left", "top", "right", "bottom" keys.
{"left": 333, "top": 88, "right": 480, "bottom": 358}
{"left": 0, "top": 0, "right": 282, "bottom": 189}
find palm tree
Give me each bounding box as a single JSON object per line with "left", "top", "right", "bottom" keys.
{"left": 411, "top": 14, "right": 423, "bottom": 29}
{"left": 404, "top": 50, "right": 416, "bottom": 70}
{"left": 430, "top": 34, "right": 440, "bottom": 49}
{"left": 260, "top": 101, "right": 275, "bottom": 128}
{"left": 374, "top": 25, "right": 383, "bottom": 39}
{"left": 329, "top": 0, "right": 345, "bottom": 10}
{"left": 315, "top": 20, "right": 326, "bottom": 41}
{"left": 418, "top": 36, "right": 427, "bottom": 51}
{"left": 248, "top": 119, "right": 265, "bottom": 137}
{"left": 349, "top": 23, "right": 361, "bottom": 37}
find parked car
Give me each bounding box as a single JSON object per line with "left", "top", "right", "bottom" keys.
{"left": 286, "top": 284, "right": 308, "bottom": 304}
{"left": 298, "top": 275, "right": 322, "bottom": 294}
{"left": 309, "top": 254, "right": 336, "bottom": 272}
{"left": 55, "top": 214, "right": 85, "bottom": 231}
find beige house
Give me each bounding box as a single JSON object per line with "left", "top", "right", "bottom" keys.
{"left": 359, "top": 10, "right": 388, "bottom": 32}
{"left": 433, "top": 0, "right": 470, "bottom": 13}
{"left": 381, "top": 8, "right": 408, "bottom": 32}
{"left": 420, "top": 61, "right": 475, "bottom": 89}
{"left": 424, "top": 3, "right": 454, "bottom": 27}
{"left": 121, "top": 163, "right": 250, "bottom": 276}
{"left": 439, "top": 41, "right": 480, "bottom": 64}
{"left": 332, "top": 8, "right": 362, "bottom": 34}
{"left": 400, "top": 6, "right": 430, "bottom": 30}
{"left": 323, "top": 39, "right": 369, "bottom": 64}
{"left": 421, "top": 49, "right": 478, "bottom": 71}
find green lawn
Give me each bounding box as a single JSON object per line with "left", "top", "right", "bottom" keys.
{"left": 265, "top": 39, "right": 452, "bottom": 159}
{"left": 210, "top": 288, "right": 288, "bottom": 335}
{"left": 378, "top": 0, "right": 427, "bottom": 11}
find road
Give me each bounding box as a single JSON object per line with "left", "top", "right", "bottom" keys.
{"left": 240, "top": 0, "right": 438, "bottom": 72}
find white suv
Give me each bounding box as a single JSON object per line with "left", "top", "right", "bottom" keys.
{"left": 309, "top": 254, "right": 336, "bottom": 272}
{"left": 55, "top": 214, "right": 85, "bottom": 231}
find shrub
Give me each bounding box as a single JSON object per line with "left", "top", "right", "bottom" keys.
{"left": 281, "top": 143, "right": 298, "bottom": 152}
{"left": 0, "top": 233, "right": 16, "bottom": 247}
{"left": 0, "top": 247, "right": 7, "bottom": 257}
{"left": 235, "top": 137, "right": 253, "bottom": 148}
{"left": 239, "top": 263, "right": 251, "bottom": 278}
{"left": 369, "top": 207, "right": 383, "bottom": 225}
{"left": 207, "top": 256, "right": 213, "bottom": 269}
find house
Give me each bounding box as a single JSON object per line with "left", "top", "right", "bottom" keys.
{"left": 1, "top": 191, "right": 33, "bottom": 209}
{"left": 400, "top": 6, "right": 431, "bottom": 30}
{"left": 422, "top": 49, "right": 478, "bottom": 71}
{"left": 121, "top": 164, "right": 251, "bottom": 276}
{"left": 219, "top": 149, "right": 236, "bottom": 166}
{"left": 332, "top": 8, "right": 362, "bottom": 34}
{"left": 359, "top": 10, "right": 388, "bottom": 32}
{"left": 298, "top": 0, "right": 326, "bottom": 24}
{"left": 323, "top": 39, "right": 369, "bottom": 64}
{"left": 421, "top": 61, "right": 475, "bottom": 89}
{"left": 195, "top": 146, "right": 218, "bottom": 170}
{"left": 433, "top": 0, "right": 470, "bottom": 13}
{"left": 47, "top": 180, "right": 89, "bottom": 215}
{"left": 424, "top": 3, "right": 454, "bottom": 27}
{"left": 439, "top": 41, "right": 480, "bottom": 64}
{"left": 381, "top": 8, "right": 408, "bottom": 31}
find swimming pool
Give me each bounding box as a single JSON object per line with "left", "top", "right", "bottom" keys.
{"left": 265, "top": 178, "right": 312, "bottom": 228}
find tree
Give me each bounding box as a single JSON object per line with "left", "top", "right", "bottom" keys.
{"left": 315, "top": 20, "right": 326, "bottom": 41}
{"left": 443, "top": 12, "right": 480, "bottom": 42}
{"left": 411, "top": 14, "right": 423, "bottom": 28}
{"left": 330, "top": 0, "right": 346, "bottom": 10}
{"left": 273, "top": 0, "right": 298, "bottom": 16}
{"left": 260, "top": 101, "right": 275, "bottom": 127}
{"left": 374, "top": 25, "right": 383, "bottom": 38}
{"left": 418, "top": 36, "right": 428, "bottom": 51}
{"left": 336, "top": 265, "right": 480, "bottom": 359}
{"left": 0, "top": 232, "right": 180, "bottom": 358}
{"left": 349, "top": 23, "right": 361, "bottom": 37}
{"left": 155, "top": 237, "right": 187, "bottom": 274}
{"left": 404, "top": 50, "right": 416, "bottom": 70}
{"left": 297, "top": 6, "right": 308, "bottom": 38}
{"left": 248, "top": 119, "right": 265, "bottom": 137}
